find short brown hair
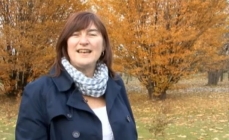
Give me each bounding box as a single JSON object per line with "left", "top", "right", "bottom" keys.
{"left": 52, "top": 11, "right": 115, "bottom": 78}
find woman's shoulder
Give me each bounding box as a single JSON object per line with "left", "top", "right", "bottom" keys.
{"left": 23, "top": 75, "right": 54, "bottom": 97}
{"left": 26, "top": 75, "right": 53, "bottom": 88}
{"left": 113, "top": 73, "right": 125, "bottom": 85}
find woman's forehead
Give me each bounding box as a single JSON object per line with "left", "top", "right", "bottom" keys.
{"left": 75, "top": 22, "right": 99, "bottom": 31}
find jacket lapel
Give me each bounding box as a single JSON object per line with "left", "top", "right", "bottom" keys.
{"left": 50, "top": 69, "right": 93, "bottom": 113}
{"left": 51, "top": 68, "right": 122, "bottom": 114}
{"left": 105, "top": 78, "right": 121, "bottom": 114}
{"left": 66, "top": 78, "right": 122, "bottom": 114}
{"left": 66, "top": 89, "right": 93, "bottom": 113}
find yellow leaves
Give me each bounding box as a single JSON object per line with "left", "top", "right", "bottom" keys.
{"left": 97, "top": 0, "right": 229, "bottom": 98}
{"left": 0, "top": 1, "right": 88, "bottom": 95}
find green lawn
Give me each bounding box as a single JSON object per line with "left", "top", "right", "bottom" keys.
{"left": 128, "top": 73, "right": 229, "bottom": 140}
{"left": 0, "top": 96, "right": 18, "bottom": 140}
{"left": 0, "top": 121, "right": 15, "bottom": 140}
{"left": 132, "top": 93, "right": 229, "bottom": 140}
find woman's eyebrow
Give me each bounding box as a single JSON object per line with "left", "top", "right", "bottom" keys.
{"left": 87, "top": 29, "right": 99, "bottom": 32}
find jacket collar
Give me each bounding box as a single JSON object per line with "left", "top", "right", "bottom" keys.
{"left": 50, "top": 68, "right": 74, "bottom": 92}
{"left": 65, "top": 77, "right": 121, "bottom": 114}
{"left": 50, "top": 67, "right": 122, "bottom": 113}
{"left": 104, "top": 77, "right": 121, "bottom": 113}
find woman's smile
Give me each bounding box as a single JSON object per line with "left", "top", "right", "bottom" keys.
{"left": 77, "top": 49, "right": 92, "bottom": 53}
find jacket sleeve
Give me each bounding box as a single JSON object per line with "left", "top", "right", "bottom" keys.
{"left": 15, "top": 81, "right": 49, "bottom": 140}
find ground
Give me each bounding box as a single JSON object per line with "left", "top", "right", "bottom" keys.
{"left": 0, "top": 73, "right": 229, "bottom": 140}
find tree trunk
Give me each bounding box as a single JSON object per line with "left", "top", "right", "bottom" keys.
{"left": 6, "top": 69, "right": 31, "bottom": 96}
{"left": 154, "top": 91, "right": 167, "bottom": 100}
{"left": 146, "top": 82, "right": 167, "bottom": 100}
{"left": 207, "top": 70, "right": 220, "bottom": 85}
{"left": 228, "top": 71, "right": 229, "bottom": 81}
{"left": 146, "top": 82, "right": 154, "bottom": 99}
{"left": 219, "top": 70, "right": 223, "bottom": 82}
{"left": 125, "top": 74, "right": 129, "bottom": 85}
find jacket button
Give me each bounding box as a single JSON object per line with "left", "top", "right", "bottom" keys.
{"left": 66, "top": 113, "right": 72, "bottom": 118}
{"left": 126, "top": 116, "right": 131, "bottom": 122}
{"left": 72, "top": 131, "right": 80, "bottom": 138}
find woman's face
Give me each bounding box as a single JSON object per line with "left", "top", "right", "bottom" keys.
{"left": 67, "top": 23, "right": 104, "bottom": 72}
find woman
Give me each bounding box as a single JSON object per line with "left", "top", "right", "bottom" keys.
{"left": 16, "top": 11, "right": 138, "bottom": 140}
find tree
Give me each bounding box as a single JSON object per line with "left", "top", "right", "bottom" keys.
{"left": 205, "top": 35, "right": 229, "bottom": 85}
{"left": 0, "top": 0, "right": 87, "bottom": 96}
{"left": 90, "top": 0, "right": 229, "bottom": 99}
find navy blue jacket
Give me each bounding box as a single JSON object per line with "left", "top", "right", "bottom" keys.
{"left": 15, "top": 69, "right": 138, "bottom": 140}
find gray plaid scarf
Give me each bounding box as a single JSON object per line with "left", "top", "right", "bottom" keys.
{"left": 61, "top": 57, "right": 108, "bottom": 97}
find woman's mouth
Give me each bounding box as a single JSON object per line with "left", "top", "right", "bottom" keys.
{"left": 77, "top": 49, "right": 92, "bottom": 53}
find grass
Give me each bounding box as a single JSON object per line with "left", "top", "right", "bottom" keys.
{"left": 0, "top": 97, "right": 18, "bottom": 140}
{"left": 0, "top": 121, "right": 15, "bottom": 140}
{"left": 0, "top": 73, "right": 229, "bottom": 140}
{"left": 128, "top": 73, "right": 229, "bottom": 140}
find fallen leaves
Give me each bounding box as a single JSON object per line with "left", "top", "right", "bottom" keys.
{"left": 129, "top": 73, "right": 229, "bottom": 139}
{"left": 0, "top": 96, "right": 18, "bottom": 140}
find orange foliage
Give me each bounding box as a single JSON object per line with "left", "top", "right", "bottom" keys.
{"left": 0, "top": 0, "right": 87, "bottom": 96}
{"left": 91, "top": 0, "right": 229, "bottom": 99}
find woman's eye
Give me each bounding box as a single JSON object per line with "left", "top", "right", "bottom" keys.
{"left": 72, "top": 33, "right": 79, "bottom": 36}
{"left": 89, "top": 33, "right": 97, "bottom": 36}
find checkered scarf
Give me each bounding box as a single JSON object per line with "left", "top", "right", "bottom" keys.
{"left": 61, "top": 57, "right": 108, "bottom": 97}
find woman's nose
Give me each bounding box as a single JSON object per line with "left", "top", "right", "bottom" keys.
{"left": 79, "top": 35, "right": 89, "bottom": 46}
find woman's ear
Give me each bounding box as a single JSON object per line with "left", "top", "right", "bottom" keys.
{"left": 102, "top": 45, "right": 105, "bottom": 54}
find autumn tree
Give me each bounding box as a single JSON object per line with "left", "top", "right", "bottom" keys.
{"left": 90, "top": 0, "right": 229, "bottom": 99}
{"left": 204, "top": 33, "right": 229, "bottom": 85}
{"left": 0, "top": 0, "right": 87, "bottom": 96}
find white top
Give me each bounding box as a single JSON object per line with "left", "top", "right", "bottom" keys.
{"left": 92, "top": 106, "right": 114, "bottom": 140}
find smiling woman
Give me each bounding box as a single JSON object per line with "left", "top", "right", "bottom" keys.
{"left": 15, "top": 11, "right": 138, "bottom": 140}
{"left": 67, "top": 23, "right": 104, "bottom": 77}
